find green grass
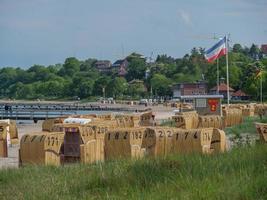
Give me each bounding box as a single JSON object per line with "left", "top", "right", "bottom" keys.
{"left": 0, "top": 144, "right": 267, "bottom": 200}
{"left": 160, "top": 119, "right": 176, "bottom": 127}
{"left": 225, "top": 116, "right": 267, "bottom": 136}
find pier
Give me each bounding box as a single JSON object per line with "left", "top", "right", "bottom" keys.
{"left": 0, "top": 102, "right": 152, "bottom": 121}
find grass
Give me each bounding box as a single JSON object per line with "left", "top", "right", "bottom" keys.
{"left": 225, "top": 116, "right": 267, "bottom": 136}
{"left": 0, "top": 144, "right": 267, "bottom": 200}
{"left": 160, "top": 119, "right": 176, "bottom": 127}
{"left": 160, "top": 115, "right": 267, "bottom": 136}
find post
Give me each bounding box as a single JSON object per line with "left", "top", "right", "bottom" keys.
{"left": 217, "top": 58, "right": 220, "bottom": 94}
{"left": 150, "top": 85, "right": 153, "bottom": 98}
{"left": 102, "top": 87, "right": 105, "bottom": 104}
{"left": 226, "top": 35, "right": 230, "bottom": 106}
{"left": 260, "top": 73, "right": 263, "bottom": 104}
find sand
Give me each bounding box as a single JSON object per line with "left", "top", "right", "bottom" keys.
{"left": 0, "top": 121, "right": 43, "bottom": 169}
{"left": 0, "top": 107, "right": 174, "bottom": 169}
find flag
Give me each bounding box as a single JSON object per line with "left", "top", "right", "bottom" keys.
{"left": 205, "top": 36, "right": 227, "bottom": 62}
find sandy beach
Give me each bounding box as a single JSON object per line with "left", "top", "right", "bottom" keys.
{"left": 0, "top": 104, "right": 175, "bottom": 169}
{"left": 0, "top": 121, "right": 43, "bottom": 169}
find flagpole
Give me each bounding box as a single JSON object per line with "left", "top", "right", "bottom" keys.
{"left": 226, "top": 35, "right": 230, "bottom": 106}
{"left": 217, "top": 58, "right": 219, "bottom": 94}
{"left": 260, "top": 72, "right": 263, "bottom": 104}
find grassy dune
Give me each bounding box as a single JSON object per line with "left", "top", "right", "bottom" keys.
{"left": 0, "top": 144, "right": 266, "bottom": 200}
{"left": 225, "top": 116, "right": 267, "bottom": 136}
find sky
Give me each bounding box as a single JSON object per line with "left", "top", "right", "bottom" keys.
{"left": 0, "top": 0, "right": 267, "bottom": 68}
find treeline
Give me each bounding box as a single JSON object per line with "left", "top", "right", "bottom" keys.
{"left": 0, "top": 43, "right": 266, "bottom": 100}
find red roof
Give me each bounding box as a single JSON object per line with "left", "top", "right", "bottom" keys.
{"left": 261, "top": 44, "right": 267, "bottom": 54}
{"left": 232, "top": 90, "right": 249, "bottom": 97}
{"left": 210, "top": 83, "right": 234, "bottom": 92}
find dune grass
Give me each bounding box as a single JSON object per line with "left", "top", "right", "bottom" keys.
{"left": 0, "top": 144, "right": 266, "bottom": 200}
{"left": 225, "top": 116, "right": 267, "bottom": 136}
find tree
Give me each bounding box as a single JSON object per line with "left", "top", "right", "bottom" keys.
{"left": 150, "top": 74, "right": 171, "bottom": 96}
{"left": 126, "top": 57, "right": 147, "bottom": 81}
{"left": 233, "top": 44, "right": 243, "bottom": 53}
{"left": 59, "top": 57, "right": 80, "bottom": 77}
{"left": 249, "top": 44, "right": 260, "bottom": 60}
{"left": 80, "top": 58, "right": 97, "bottom": 71}
{"left": 127, "top": 81, "right": 146, "bottom": 98}
{"left": 27, "top": 65, "right": 54, "bottom": 81}
{"left": 71, "top": 73, "right": 95, "bottom": 98}
{"left": 107, "top": 77, "right": 127, "bottom": 98}
{"left": 0, "top": 68, "right": 18, "bottom": 89}
{"left": 8, "top": 82, "right": 34, "bottom": 99}
{"left": 156, "top": 54, "right": 175, "bottom": 64}
{"left": 93, "top": 76, "right": 112, "bottom": 96}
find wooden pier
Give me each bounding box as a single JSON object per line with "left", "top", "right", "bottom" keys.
{"left": 0, "top": 102, "right": 151, "bottom": 121}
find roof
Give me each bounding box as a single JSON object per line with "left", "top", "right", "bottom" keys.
{"left": 113, "top": 59, "right": 124, "bottom": 65}
{"left": 94, "top": 60, "right": 111, "bottom": 69}
{"left": 261, "top": 44, "right": 267, "bottom": 54}
{"left": 129, "top": 79, "right": 144, "bottom": 84}
{"left": 210, "top": 83, "right": 234, "bottom": 92}
{"left": 94, "top": 60, "right": 111, "bottom": 65}
{"left": 113, "top": 59, "right": 127, "bottom": 66}
{"left": 232, "top": 90, "right": 249, "bottom": 97}
{"left": 180, "top": 95, "right": 224, "bottom": 99}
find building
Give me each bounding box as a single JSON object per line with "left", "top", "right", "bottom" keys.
{"left": 261, "top": 44, "right": 267, "bottom": 57}
{"left": 172, "top": 82, "right": 207, "bottom": 98}
{"left": 231, "top": 90, "right": 250, "bottom": 100}
{"left": 94, "top": 60, "right": 112, "bottom": 73}
{"left": 210, "top": 83, "right": 234, "bottom": 99}
{"left": 112, "top": 59, "right": 129, "bottom": 76}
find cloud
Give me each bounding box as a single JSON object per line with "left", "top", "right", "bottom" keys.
{"left": 178, "top": 9, "right": 193, "bottom": 27}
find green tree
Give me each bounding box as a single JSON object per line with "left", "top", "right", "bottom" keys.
{"left": 8, "top": 82, "right": 34, "bottom": 99}
{"left": 71, "top": 73, "right": 95, "bottom": 98}
{"left": 233, "top": 44, "right": 243, "bottom": 53}
{"left": 80, "top": 58, "right": 97, "bottom": 71}
{"left": 127, "top": 81, "right": 146, "bottom": 98}
{"left": 59, "top": 57, "right": 80, "bottom": 77}
{"left": 107, "top": 77, "right": 127, "bottom": 98}
{"left": 150, "top": 74, "right": 171, "bottom": 96}
{"left": 93, "top": 76, "right": 112, "bottom": 96}
{"left": 249, "top": 44, "right": 260, "bottom": 60}
{"left": 126, "top": 53, "right": 147, "bottom": 81}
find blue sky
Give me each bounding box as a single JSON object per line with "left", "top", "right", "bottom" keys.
{"left": 0, "top": 0, "right": 266, "bottom": 68}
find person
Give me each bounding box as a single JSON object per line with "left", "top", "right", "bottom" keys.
{"left": 149, "top": 114, "right": 156, "bottom": 126}
{"left": 4, "top": 104, "right": 8, "bottom": 111}
{"left": 4, "top": 104, "right": 9, "bottom": 116}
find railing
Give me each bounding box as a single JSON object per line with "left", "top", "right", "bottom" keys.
{"left": 0, "top": 110, "right": 77, "bottom": 121}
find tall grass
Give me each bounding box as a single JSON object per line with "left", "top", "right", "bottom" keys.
{"left": 0, "top": 144, "right": 266, "bottom": 200}
{"left": 225, "top": 116, "right": 267, "bottom": 136}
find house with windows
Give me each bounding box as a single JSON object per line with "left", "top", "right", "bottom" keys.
{"left": 112, "top": 59, "right": 129, "bottom": 76}
{"left": 261, "top": 44, "right": 267, "bottom": 58}
{"left": 231, "top": 90, "right": 250, "bottom": 100}
{"left": 94, "top": 60, "right": 112, "bottom": 74}
{"left": 210, "top": 83, "right": 235, "bottom": 99}
{"left": 172, "top": 82, "right": 207, "bottom": 98}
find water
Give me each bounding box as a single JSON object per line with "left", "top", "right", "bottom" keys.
{"left": 15, "top": 110, "right": 129, "bottom": 124}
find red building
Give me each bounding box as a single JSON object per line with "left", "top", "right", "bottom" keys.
{"left": 261, "top": 44, "right": 267, "bottom": 53}
{"left": 231, "top": 90, "right": 250, "bottom": 100}
{"left": 94, "top": 60, "right": 112, "bottom": 73}
{"left": 210, "top": 83, "right": 234, "bottom": 99}
{"left": 112, "top": 59, "right": 129, "bottom": 76}
{"left": 261, "top": 44, "right": 267, "bottom": 57}
{"left": 172, "top": 82, "right": 207, "bottom": 98}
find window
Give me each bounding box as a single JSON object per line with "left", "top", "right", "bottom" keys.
{"left": 196, "top": 98, "right": 207, "bottom": 108}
